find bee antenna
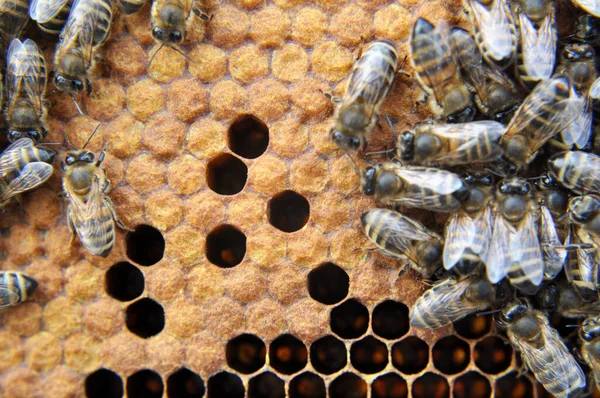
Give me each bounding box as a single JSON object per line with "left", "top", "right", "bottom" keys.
{"left": 484, "top": 166, "right": 506, "bottom": 178}
{"left": 62, "top": 129, "right": 76, "bottom": 150}
{"left": 149, "top": 43, "right": 165, "bottom": 67}
{"left": 71, "top": 95, "right": 84, "bottom": 115}
{"left": 344, "top": 153, "right": 360, "bottom": 177}
{"left": 170, "top": 45, "right": 193, "bottom": 63}
{"left": 476, "top": 308, "right": 501, "bottom": 317}
{"left": 83, "top": 124, "right": 102, "bottom": 149}
{"left": 527, "top": 175, "right": 546, "bottom": 181}
{"left": 339, "top": 183, "right": 359, "bottom": 203}
{"left": 565, "top": 324, "right": 582, "bottom": 328}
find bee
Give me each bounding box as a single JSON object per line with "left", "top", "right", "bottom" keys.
{"left": 580, "top": 316, "right": 600, "bottom": 391}
{"left": 484, "top": 178, "right": 544, "bottom": 294}
{"left": 119, "top": 0, "right": 145, "bottom": 14}
{"left": 573, "top": 14, "right": 600, "bottom": 47}
{"left": 548, "top": 151, "right": 600, "bottom": 194}
{"left": 5, "top": 39, "right": 48, "bottom": 144}
{"left": 396, "top": 120, "right": 504, "bottom": 167}
{"left": 29, "top": 0, "right": 71, "bottom": 35}
{"left": 536, "top": 282, "right": 600, "bottom": 319}
{"left": 361, "top": 208, "right": 443, "bottom": 277}
{"left": 360, "top": 162, "right": 468, "bottom": 213}
{"left": 0, "top": 272, "right": 38, "bottom": 310}
{"left": 151, "top": 0, "right": 209, "bottom": 51}
{"left": 410, "top": 18, "right": 475, "bottom": 123}
{"left": 497, "top": 299, "right": 586, "bottom": 398}
{"left": 329, "top": 41, "right": 398, "bottom": 153}
{"left": 0, "top": 0, "right": 30, "bottom": 67}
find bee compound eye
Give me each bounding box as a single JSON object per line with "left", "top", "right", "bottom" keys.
{"left": 350, "top": 137, "right": 361, "bottom": 150}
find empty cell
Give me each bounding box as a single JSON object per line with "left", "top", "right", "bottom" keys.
{"left": 127, "top": 369, "right": 163, "bottom": 398}
{"left": 289, "top": 372, "right": 326, "bottom": 398}
{"left": 248, "top": 372, "right": 285, "bottom": 398}
{"left": 371, "top": 373, "right": 408, "bottom": 398}
{"left": 453, "top": 313, "right": 492, "bottom": 340}
{"left": 125, "top": 298, "right": 165, "bottom": 338}
{"left": 350, "top": 335, "right": 388, "bottom": 374}
{"left": 105, "top": 262, "right": 144, "bottom": 302}
{"left": 372, "top": 300, "right": 410, "bottom": 340}
{"left": 330, "top": 299, "right": 369, "bottom": 339}
{"left": 167, "top": 368, "right": 205, "bottom": 398}
{"left": 268, "top": 190, "right": 310, "bottom": 232}
{"left": 432, "top": 336, "right": 470, "bottom": 375}
{"left": 307, "top": 262, "right": 349, "bottom": 305}
{"left": 206, "top": 225, "right": 246, "bottom": 268}
{"left": 391, "top": 336, "right": 429, "bottom": 374}
{"left": 309, "top": 335, "right": 347, "bottom": 375}
{"left": 226, "top": 334, "right": 266, "bottom": 374}
{"left": 412, "top": 372, "right": 450, "bottom": 398}
{"left": 329, "top": 372, "right": 367, "bottom": 398}
{"left": 453, "top": 371, "right": 491, "bottom": 398}
{"left": 228, "top": 115, "right": 269, "bottom": 159}
{"left": 494, "top": 372, "right": 533, "bottom": 398}
{"left": 207, "top": 154, "right": 247, "bottom": 195}
{"left": 269, "top": 334, "right": 307, "bottom": 375}
{"left": 126, "top": 225, "right": 165, "bottom": 266}
{"left": 474, "top": 336, "right": 513, "bottom": 374}
{"left": 207, "top": 372, "right": 244, "bottom": 398}
{"left": 85, "top": 368, "right": 124, "bottom": 398}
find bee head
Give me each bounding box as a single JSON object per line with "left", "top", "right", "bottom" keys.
{"left": 493, "top": 102, "right": 520, "bottom": 124}
{"left": 64, "top": 150, "right": 95, "bottom": 166}
{"left": 443, "top": 88, "right": 475, "bottom": 123}
{"left": 535, "top": 283, "right": 558, "bottom": 313}
{"left": 580, "top": 316, "right": 600, "bottom": 342}
{"left": 54, "top": 74, "right": 85, "bottom": 94}
{"left": 562, "top": 43, "right": 594, "bottom": 62}
{"left": 417, "top": 241, "right": 442, "bottom": 268}
{"left": 360, "top": 166, "right": 377, "bottom": 196}
{"left": 22, "top": 274, "right": 39, "bottom": 297}
{"left": 330, "top": 128, "right": 361, "bottom": 152}
{"left": 498, "top": 299, "right": 529, "bottom": 326}
{"left": 498, "top": 178, "right": 531, "bottom": 196}
{"left": 398, "top": 131, "right": 414, "bottom": 161}
{"left": 569, "top": 195, "right": 600, "bottom": 224}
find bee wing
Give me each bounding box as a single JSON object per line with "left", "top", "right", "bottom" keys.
{"left": 392, "top": 168, "right": 464, "bottom": 211}
{"left": 519, "top": 12, "right": 557, "bottom": 82}
{"left": 6, "top": 39, "right": 46, "bottom": 115}
{"left": 484, "top": 210, "right": 514, "bottom": 283}
{"left": 384, "top": 215, "right": 439, "bottom": 264}
{"left": 508, "top": 212, "right": 544, "bottom": 287}
{"left": 469, "top": 0, "right": 516, "bottom": 62}
{"left": 60, "top": 0, "right": 110, "bottom": 64}
{"left": 561, "top": 89, "right": 592, "bottom": 149}
{"left": 540, "top": 206, "right": 566, "bottom": 279}
{"left": 1, "top": 162, "right": 53, "bottom": 201}
{"left": 0, "top": 138, "right": 35, "bottom": 178}
{"left": 69, "top": 176, "right": 112, "bottom": 251}
{"left": 443, "top": 211, "right": 477, "bottom": 270}
{"left": 29, "top": 0, "right": 69, "bottom": 22}
{"left": 589, "top": 77, "right": 600, "bottom": 99}
{"left": 0, "top": 0, "right": 29, "bottom": 45}
{"left": 431, "top": 121, "right": 504, "bottom": 164}
{"left": 0, "top": 284, "right": 21, "bottom": 309}
{"left": 573, "top": 0, "right": 600, "bottom": 17}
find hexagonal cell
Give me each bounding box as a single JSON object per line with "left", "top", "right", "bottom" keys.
{"left": 207, "top": 153, "right": 247, "bottom": 195}
{"left": 391, "top": 336, "right": 429, "bottom": 375}
{"left": 350, "top": 335, "right": 388, "bottom": 374}
{"left": 494, "top": 372, "right": 534, "bottom": 398}
{"left": 207, "top": 371, "right": 245, "bottom": 398}
{"left": 289, "top": 372, "right": 326, "bottom": 398}
{"left": 228, "top": 115, "right": 269, "bottom": 159}
{"left": 125, "top": 298, "right": 165, "bottom": 338}
{"left": 167, "top": 368, "right": 205, "bottom": 398}
{"left": 248, "top": 372, "right": 285, "bottom": 398}
{"left": 432, "top": 335, "right": 470, "bottom": 375}
{"left": 206, "top": 225, "right": 247, "bottom": 268}
{"left": 268, "top": 190, "right": 310, "bottom": 233}
{"left": 474, "top": 336, "right": 512, "bottom": 375}
{"left": 309, "top": 335, "right": 347, "bottom": 375}
{"left": 453, "top": 371, "right": 491, "bottom": 398}
{"left": 85, "top": 368, "right": 124, "bottom": 398}
{"left": 372, "top": 300, "right": 410, "bottom": 340}
{"left": 330, "top": 299, "right": 369, "bottom": 340}
{"left": 371, "top": 373, "right": 408, "bottom": 398}
{"left": 126, "top": 225, "right": 165, "bottom": 266}
{"left": 269, "top": 334, "right": 308, "bottom": 375}
{"left": 307, "top": 262, "right": 349, "bottom": 305}
{"left": 327, "top": 372, "right": 366, "bottom": 398}
{"left": 127, "top": 369, "right": 163, "bottom": 398}
{"left": 412, "top": 372, "right": 450, "bottom": 398}
{"left": 105, "top": 262, "right": 144, "bottom": 302}
{"left": 226, "top": 333, "right": 266, "bottom": 374}
{"left": 453, "top": 313, "right": 492, "bottom": 340}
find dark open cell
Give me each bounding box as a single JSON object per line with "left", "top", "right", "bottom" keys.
{"left": 474, "top": 336, "right": 513, "bottom": 375}
{"left": 207, "top": 154, "right": 247, "bottom": 195}
{"left": 494, "top": 372, "right": 534, "bottom": 398}
{"left": 269, "top": 334, "right": 307, "bottom": 375}
{"left": 126, "top": 225, "right": 165, "bottom": 266}
{"left": 550, "top": 313, "right": 581, "bottom": 338}
{"left": 329, "top": 373, "right": 368, "bottom": 398}
{"left": 371, "top": 373, "right": 408, "bottom": 398}
{"left": 309, "top": 335, "right": 347, "bottom": 375}
{"left": 307, "top": 262, "right": 349, "bottom": 305}
{"left": 391, "top": 336, "right": 429, "bottom": 374}
{"left": 125, "top": 298, "right": 165, "bottom": 338}
{"left": 453, "top": 371, "right": 491, "bottom": 398}
{"left": 226, "top": 333, "right": 266, "bottom": 374}
{"left": 206, "top": 225, "right": 246, "bottom": 268}
{"left": 167, "top": 368, "right": 205, "bottom": 398}
{"left": 432, "top": 335, "right": 470, "bottom": 375}
{"left": 453, "top": 313, "right": 492, "bottom": 340}
{"left": 248, "top": 372, "right": 285, "bottom": 398}
{"left": 330, "top": 299, "right": 369, "bottom": 339}
{"left": 207, "top": 372, "right": 245, "bottom": 398}
{"left": 350, "top": 335, "right": 389, "bottom": 374}
{"left": 268, "top": 191, "right": 310, "bottom": 233}
{"left": 412, "top": 372, "right": 450, "bottom": 398}
{"left": 85, "top": 368, "right": 124, "bottom": 398}
{"left": 228, "top": 115, "right": 269, "bottom": 159}
{"left": 372, "top": 300, "right": 410, "bottom": 340}
{"left": 289, "top": 372, "right": 326, "bottom": 398}
{"left": 127, "top": 369, "right": 163, "bottom": 398}
{"left": 105, "top": 262, "right": 144, "bottom": 302}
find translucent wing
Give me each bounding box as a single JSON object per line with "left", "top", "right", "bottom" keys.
{"left": 29, "top": 0, "right": 69, "bottom": 22}
{"left": 1, "top": 162, "right": 53, "bottom": 201}
{"left": 383, "top": 213, "right": 439, "bottom": 264}
{"left": 430, "top": 121, "right": 504, "bottom": 164}
{"left": 470, "top": 0, "right": 516, "bottom": 62}
{"left": 561, "top": 87, "right": 592, "bottom": 149}
{"left": 590, "top": 77, "right": 600, "bottom": 99}
{"left": 484, "top": 210, "right": 514, "bottom": 283}
{"left": 0, "top": 0, "right": 29, "bottom": 45}
{"left": 540, "top": 206, "right": 566, "bottom": 279}
{"left": 519, "top": 12, "right": 557, "bottom": 81}
{"left": 0, "top": 284, "right": 20, "bottom": 309}
{"left": 395, "top": 167, "right": 464, "bottom": 194}
{"left": 6, "top": 38, "right": 45, "bottom": 117}
{"left": 0, "top": 138, "right": 34, "bottom": 178}
{"left": 443, "top": 211, "right": 477, "bottom": 270}
{"left": 508, "top": 212, "right": 544, "bottom": 287}
{"left": 574, "top": 0, "right": 600, "bottom": 17}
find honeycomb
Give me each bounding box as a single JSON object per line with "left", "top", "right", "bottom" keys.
{"left": 0, "top": 0, "right": 588, "bottom": 397}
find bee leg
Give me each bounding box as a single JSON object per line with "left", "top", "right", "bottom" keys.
{"left": 105, "top": 197, "right": 134, "bottom": 232}
{"left": 192, "top": 7, "right": 211, "bottom": 21}
{"left": 67, "top": 207, "right": 77, "bottom": 244}
{"left": 318, "top": 89, "right": 341, "bottom": 104}
{"left": 96, "top": 150, "right": 106, "bottom": 167}
{"left": 86, "top": 79, "right": 92, "bottom": 96}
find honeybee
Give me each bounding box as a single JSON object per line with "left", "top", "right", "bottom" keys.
{"left": 580, "top": 316, "right": 600, "bottom": 391}
{"left": 0, "top": 0, "right": 30, "bottom": 67}
{"left": 548, "top": 151, "right": 600, "bottom": 194}
{"left": 361, "top": 208, "right": 442, "bottom": 277}
{"left": 360, "top": 163, "right": 468, "bottom": 212}
{"left": 119, "top": 0, "right": 145, "bottom": 14}
{"left": 0, "top": 271, "right": 38, "bottom": 310}
{"left": 410, "top": 18, "right": 475, "bottom": 123}
{"left": 151, "top": 0, "right": 208, "bottom": 51}
{"left": 573, "top": 15, "right": 600, "bottom": 47}
{"left": 497, "top": 299, "right": 586, "bottom": 398}
{"left": 396, "top": 120, "right": 504, "bottom": 167}
{"left": 29, "top": 0, "right": 71, "bottom": 35}
{"left": 536, "top": 282, "right": 600, "bottom": 319}
{"left": 5, "top": 39, "right": 48, "bottom": 144}
{"left": 329, "top": 40, "right": 398, "bottom": 153}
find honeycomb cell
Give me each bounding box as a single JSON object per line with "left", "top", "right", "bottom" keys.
{"left": 0, "top": 331, "right": 23, "bottom": 373}
{"left": 412, "top": 373, "right": 450, "bottom": 398}
{"left": 432, "top": 336, "right": 470, "bottom": 375}
{"left": 289, "top": 372, "right": 326, "bottom": 398}
{"left": 474, "top": 336, "right": 513, "bottom": 375}
{"left": 307, "top": 262, "right": 349, "bottom": 305}
{"left": 494, "top": 372, "right": 534, "bottom": 398}
{"left": 144, "top": 114, "right": 186, "bottom": 159}
{"left": 228, "top": 115, "right": 269, "bottom": 159}
{"left": 249, "top": 79, "right": 290, "bottom": 122}
{"left": 207, "top": 154, "right": 248, "bottom": 195}
{"left": 185, "top": 191, "right": 226, "bottom": 230}
{"left": 246, "top": 299, "right": 287, "bottom": 341}
{"left": 226, "top": 334, "right": 267, "bottom": 374}
{"left": 250, "top": 6, "right": 290, "bottom": 47}
{"left": 188, "top": 118, "right": 227, "bottom": 160}
{"left": 165, "top": 298, "right": 204, "bottom": 339}
{"left": 372, "top": 373, "right": 408, "bottom": 398}
{"left": 373, "top": 4, "right": 411, "bottom": 41}
{"left": 166, "top": 78, "right": 208, "bottom": 123}
{"left": 207, "top": 371, "right": 245, "bottom": 398}
{"left": 148, "top": 46, "right": 186, "bottom": 83}
{"left": 453, "top": 313, "right": 492, "bottom": 340}
{"left": 209, "top": 80, "right": 249, "bottom": 120}
{"left": 144, "top": 190, "right": 184, "bottom": 231}
{"left": 230, "top": 45, "right": 269, "bottom": 83}
{"left": 453, "top": 371, "right": 492, "bottom": 398}
{"left": 268, "top": 191, "right": 310, "bottom": 233}
{"left": 272, "top": 44, "right": 309, "bottom": 83}
{"left": 203, "top": 297, "right": 245, "bottom": 339}
{"left": 330, "top": 299, "right": 369, "bottom": 339}
{"left": 206, "top": 225, "right": 247, "bottom": 268}
{"left": 105, "top": 262, "right": 144, "bottom": 302}
{"left": 125, "top": 298, "right": 165, "bottom": 338}
{"left": 391, "top": 336, "right": 429, "bottom": 374}
{"left": 126, "top": 225, "right": 165, "bottom": 266}
{"left": 127, "top": 369, "right": 163, "bottom": 398}
{"left": 125, "top": 79, "right": 164, "bottom": 121}
{"left": 189, "top": 44, "right": 227, "bottom": 82}
{"left": 330, "top": 372, "right": 368, "bottom": 398}
{"left": 350, "top": 336, "right": 388, "bottom": 374}
{"left": 145, "top": 334, "right": 184, "bottom": 375}
{"left": 82, "top": 298, "right": 123, "bottom": 339}
{"left": 248, "top": 372, "right": 285, "bottom": 398}
{"left": 85, "top": 369, "right": 124, "bottom": 398}
{"left": 63, "top": 332, "right": 102, "bottom": 373}
{"left": 291, "top": 8, "right": 328, "bottom": 46}
{"left": 167, "top": 368, "right": 205, "bottom": 398}
{"left": 269, "top": 334, "right": 308, "bottom": 375}
{"left": 24, "top": 331, "right": 62, "bottom": 372}
{"left": 311, "top": 41, "right": 353, "bottom": 82}
{"left": 329, "top": 4, "right": 372, "bottom": 46}
{"left": 209, "top": 5, "right": 249, "bottom": 49}
{"left": 372, "top": 300, "right": 410, "bottom": 340}
{"left": 310, "top": 335, "right": 347, "bottom": 375}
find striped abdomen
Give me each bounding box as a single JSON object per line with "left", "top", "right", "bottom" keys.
{"left": 548, "top": 151, "right": 600, "bottom": 194}
{"left": 119, "top": 0, "right": 145, "bottom": 14}
{"left": 2, "top": 146, "right": 53, "bottom": 181}
{"left": 0, "top": 0, "right": 29, "bottom": 47}
{"left": 37, "top": 3, "right": 70, "bottom": 35}
{"left": 73, "top": 0, "right": 113, "bottom": 47}
{"left": 471, "top": 0, "right": 518, "bottom": 67}
{"left": 70, "top": 197, "right": 115, "bottom": 257}
{"left": 0, "top": 271, "right": 38, "bottom": 302}
{"left": 361, "top": 208, "right": 410, "bottom": 259}
{"left": 402, "top": 181, "right": 463, "bottom": 212}
{"left": 507, "top": 245, "right": 545, "bottom": 294}
{"left": 411, "top": 284, "right": 455, "bottom": 329}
